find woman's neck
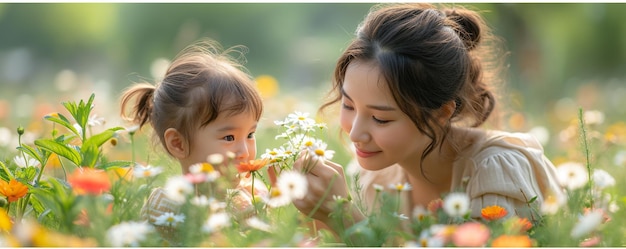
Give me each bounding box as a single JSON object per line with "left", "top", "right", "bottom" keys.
{"left": 400, "top": 127, "right": 478, "bottom": 204}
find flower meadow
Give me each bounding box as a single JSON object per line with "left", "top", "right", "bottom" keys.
{"left": 0, "top": 92, "right": 625, "bottom": 247}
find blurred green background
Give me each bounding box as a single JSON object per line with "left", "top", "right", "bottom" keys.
{"left": 0, "top": 3, "right": 625, "bottom": 167}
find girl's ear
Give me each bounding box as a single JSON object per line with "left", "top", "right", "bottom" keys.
{"left": 437, "top": 100, "right": 457, "bottom": 125}
{"left": 164, "top": 128, "right": 188, "bottom": 159}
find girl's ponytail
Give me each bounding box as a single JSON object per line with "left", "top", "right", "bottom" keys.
{"left": 120, "top": 83, "right": 156, "bottom": 128}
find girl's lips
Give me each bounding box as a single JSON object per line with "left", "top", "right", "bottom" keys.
{"left": 355, "top": 148, "right": 380, "bottom": 158}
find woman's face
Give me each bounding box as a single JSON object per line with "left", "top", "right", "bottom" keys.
{"left": 340, "top": 60, "right": 429, "bottom": 170}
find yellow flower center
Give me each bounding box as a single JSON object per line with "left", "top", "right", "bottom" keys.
{"left": 315, "top": 149, "right": 325, "bottom": 156}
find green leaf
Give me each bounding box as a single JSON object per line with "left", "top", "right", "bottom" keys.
{"left": 35, "top": 139, "right": 82, "bottom": 166}
{"left": 83, "top": 127, "right": 124, "bottom": 149}
{"left": 44, "top": 113, "right": 79, "bottom": 137}
{"left": 17, "top": 144, "right": 50, "bottom": 168}
{"left": 96, "top": 160, "right": 132, "bottom": 170}
{"left": 80, "top": 142, "right": 99, "bottom": 168}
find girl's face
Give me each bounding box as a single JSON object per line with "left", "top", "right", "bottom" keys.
{"left": 340, "top": 60, "right": 429, "bottom": 170}
{"left": 187, "top": 111, "right": 258, "bottom": 169}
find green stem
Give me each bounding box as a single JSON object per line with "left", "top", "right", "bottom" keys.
{"left": 577, "top": 108, "right": 594, "bottom": 208}
{"left": 130, "top": 134, "right": 136, "bottom": 167}
{"left": 308, "top": 174, "right": 337, "bottom": 218}
{"left": 251, "top": 172, "right": 257, "bottom": 215}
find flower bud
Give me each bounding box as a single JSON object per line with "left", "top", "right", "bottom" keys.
{"left": 17, "top": 126, "right": 24, "bottom": 135}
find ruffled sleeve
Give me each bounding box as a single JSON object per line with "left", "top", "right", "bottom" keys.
{"left": 455, "top": 131, "right": 564, "bottom": 220}
{"left": 464, "top": 147, "right": 541, "bottom": 218}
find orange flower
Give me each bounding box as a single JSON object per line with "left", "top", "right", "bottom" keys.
{"left": 0, "top": 179, "right": 28, "bottom": 202}
{"left": 481, "top": 205, "right": 508, "bottom": 221}
{"left": 236, "top": 159, "right": 267, "bottom": 178}
{"left": 68, "top": 168, "right": 111, "bottom": 195}
{"left": 510, "top": 217, "right": 533, "bottom": 233}
{"left": 491, "top": 235, "right": 533, "bottom": 247}
{"left": 427, "top": 198, "right": 444, "bottom": 214}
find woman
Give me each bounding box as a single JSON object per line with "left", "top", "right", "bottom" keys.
{"left": 291, "top": 3, "right": 564, "bottom": 235}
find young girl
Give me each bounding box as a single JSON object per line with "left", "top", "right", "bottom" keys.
{"left": 119, "top": 38, "right": 264, "bottom": 241}
{"left": 291, "top": 3, "right": 564, "bottom": 232}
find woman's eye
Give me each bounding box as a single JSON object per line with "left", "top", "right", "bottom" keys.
{"left": 342, "top": 103, "right": 354, "bottom": 110}
{"left": 372, "top": 116, "right": 390, "bottom": 124}
{"left": 247, "top": 132, "right": 256, "bottom": 139}
{"left": 224, "top": 135, "right": 235, "bottom": 141}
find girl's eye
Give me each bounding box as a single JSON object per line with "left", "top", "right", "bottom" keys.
{"left": 342, "top": 103, "right": 354, "bottom": 110}
{"left": 247, "top": 132, "right": 256, "bottom": 139}
{"left": 224, "top": 135, "right": 235, "bottom": 141}
{"left": 372, "top": 116, "right": 390, "bottom": 124}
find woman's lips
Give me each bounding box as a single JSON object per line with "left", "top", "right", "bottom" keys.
{"left": 355, "top": 148, "right": 380, "bottom": 158}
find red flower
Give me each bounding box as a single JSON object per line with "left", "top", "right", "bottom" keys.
{"left": 236, "top": 159, "right": 268, "bottom": 178}
{"left": 427, "top": 198, "right": 444, "bottom": 214}
{"left": 481, "top": 205, "right": 508, "bottom": 221}
{"left": 68, "top": 168, "right": 111, "bottom": 195}
{"left": 0, "top": 179, "right": 28, "bottom": 202}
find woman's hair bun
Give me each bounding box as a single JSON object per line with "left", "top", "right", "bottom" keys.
{"left": 443, "top": 8, "right": 482, "bottom": 51}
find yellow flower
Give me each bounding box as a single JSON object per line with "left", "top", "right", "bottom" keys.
{"left": 0, "top": 179, "right": 29, "bottom": 202}
{"left": 491, "top": 234, "right": 533, "bottom": 247}
{"left": 481, "top": 205, "right": 508, "bottom": 221}
{"left": 255, "top": 75, "right": 279, "bottom": 99}
{"left": 0, "top": 207, "right": 12, "bottom": 231}
{"left": 46, "top": 153, "right": 62, "bottom": 169}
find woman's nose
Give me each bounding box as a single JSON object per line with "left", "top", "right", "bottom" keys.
{"left": 348, "top": 116, "right": 370, "bottom": 143}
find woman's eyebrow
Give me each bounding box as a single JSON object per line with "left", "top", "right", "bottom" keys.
{"left": 341, "top": 87, "right": 396, "bottom": 111}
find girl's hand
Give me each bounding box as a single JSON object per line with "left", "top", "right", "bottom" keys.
{"left": 291, "top": 152, "right": 349, "bottom": 224}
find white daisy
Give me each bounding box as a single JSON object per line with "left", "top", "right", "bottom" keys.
{"left": 540, "top": 192, "right": 567, "bottom": 215}
{"left": 132, "top": 164, "right": 163, "bottom": 178}
{"left": 13, "top": 154, "right": 39, "bottom": 168}
{"left": 188, "top": 162, "right": 221, "bottom": 182}
{"left": 206, "top": 153, "right": 224, "bottom": 165}
{"left": 276, "top": 170, "right": 308, "bottom": 199}
{"left": 126, "top": 125, "right": 140, "bottom": 135}
{"left": 246, "top": 216, "right": 272, "bottom": 232}
{"left": 412, "top": 205, "right": 429, "bottom": 222}
{"left": 163, "top": 176, "right": 194, "bottom": 204}
{"left": 154, "top": 212, "right": 185, "bottom": 227}
{"left": 442, "top": 192, "right": 470, "bottom": 218}
{"left": 106, "top": 221, "right": 154, "bottom": 247}
{"left": 592, "top": 169, "right": 615, "bottom": 189}
{"left": 570, "top": 209, "right": 604, "bottom": 239}
{"left": 87, "top": 114, "right": 105, "bottom": 127}
{"left": 265, "top": 187, "right": 292, "bottom": 208}
{"left": 373, "top": 184, "right": 384, "bottom": 192}
{"left": 556, "top": 161, "right": 589, "bottom": 191}
{"left": 389, "top": 182, "right": 412, "bottom": 192}
{"left": 307, "top": 142, "right": 335, "bottom": 161}
{"left": 190, "top": 195, "right": 210, "bottom": 207}
{"left": 203, "top": 212, "right": 231, "bottom": 233}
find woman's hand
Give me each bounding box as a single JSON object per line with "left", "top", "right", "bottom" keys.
{"left": 291, "top": 152, "right": 351, "bottom": 224}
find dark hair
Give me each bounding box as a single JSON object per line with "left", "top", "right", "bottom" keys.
{"left": 120, "top": 38, "right": 263, "bottom": 156}
{"left": 321, "top": 3, "right": 503, "bottom": 171}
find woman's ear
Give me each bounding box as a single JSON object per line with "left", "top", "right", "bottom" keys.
{"left": 437, "top": 100, "right": 457, "bottom": 125}
{"left": 164, "top": 128, "right": 188, "bottom": 159}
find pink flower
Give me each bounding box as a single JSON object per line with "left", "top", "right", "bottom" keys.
{"left": 452, "top": 222, "right": 490, "bottom": 247}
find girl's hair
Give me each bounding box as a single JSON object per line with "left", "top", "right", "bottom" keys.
{"left": 321, "top": 3, "right": 505, "bottom": 170}
{"left": 120, "top": 39, "right": 263, "bottom": 156}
